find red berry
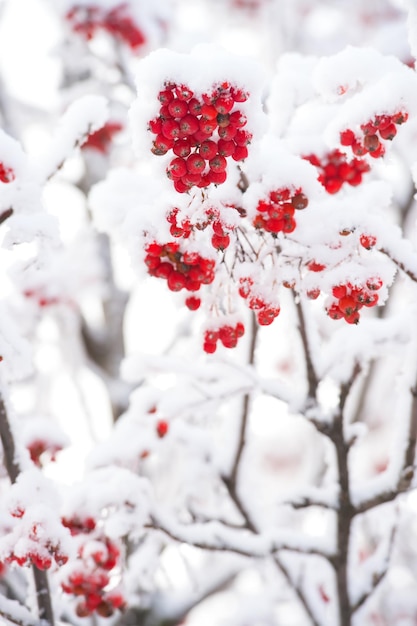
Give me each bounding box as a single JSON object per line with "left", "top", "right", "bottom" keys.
{"left": 211, "top": 233, "right": 230, "bottom": 250}
{"left": 209, "top": 155, "right": 227, "bottom": 172}
{"left": 359, "top": 234, "right": 377, "bottom": 249}
{"left": 199, "top": 140, "right": 218, "bottom": 160}
{"left": 161, "top": 119, "right": 181, "bottom": 139}
{"left": 173, "top": 138, "right": 192, "bottom": 158}
{"left": 175, "top": 84, "right": 194, "bottom": 101}
{"left": 229, "top": 110, "right": 247, "bottom": 128}
{"left": 168, "top": 99, "right": 188, "bottom": 118}
{"left": 232, "top": 145, "right": 248, "bottom": 161}
{"left": 156, "top": 420, "right": 169, "bottom": 437}
{"left": 218, "top": 139, "right": 235, "bottom": 156}
{"left": 230, "top": 87, "right": 248, "bottom": 102}
{"left": 379, "top": 124, "right": 397, "bottom": 140}
{"left": 180, "top": 114, "right": 199, "bottom": 136}
{"left": 167, "top": 271, "right": 186, "bottom": 291}
{"left": 152, "top": 134, "right": 174, "bottom": 155}
{"left": 188, "top": 98, "right": 202, "bottom": 116}
{"left": 185, "top": 296, "right": 201, "bottom": 310}
{"left": 186, "top": 153, "right": 206, "bottom": 174}
{"left": 207, "top": 169, "right": 227, "bottom": 185}
{"left": 340, "top": 129, "right": 355, "bottom": 146}
{"left": 158, "top": 89, "right": 174, "bottom": 105}
{"left": 167, "top": 157, "right": 187, "bottom": 179}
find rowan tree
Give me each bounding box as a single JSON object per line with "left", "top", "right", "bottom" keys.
{"left": 0, "top": 1, "right": 417, "bottom": 626}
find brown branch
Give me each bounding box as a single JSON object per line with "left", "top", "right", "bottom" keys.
{"left": 328, "top": 365, "right": 361, "bottom": 626}
{"left": 273, "top": 556, "right": 322, "bottom": 626}
{"left": 0, "top": 392, "right": 54, "bottom": 626}
{"left": 351, "top": 522, "right": 396, "bottom": 614}
{"left": 0, "top": 208, "right": 13, "bottom": 226}
{"left": 380, "top": 247, "right": 417, "bottom": 283}
{"left": 355, "top": 384, "right": 417, "bottom": 515}
{"left": 295, "top": 297, "right": 319, "bottom": 401}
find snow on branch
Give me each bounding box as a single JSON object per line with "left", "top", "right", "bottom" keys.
{"left": 0, "top": 596, "right": 41, "bottom": 626}
{"left": 150, "top": 509, "right": 335, "bottom": 559}
{"left": 32, "top": 95, "right": 109, "bottom": 182}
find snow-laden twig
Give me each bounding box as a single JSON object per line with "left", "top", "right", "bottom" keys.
{"left": 0, "top": 596, "right": 41, "bottom": 626}
{"left": 149, "top": 511, "right": 334, "bottom": 559}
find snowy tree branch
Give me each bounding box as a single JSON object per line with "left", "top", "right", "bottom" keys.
{"left": 0, "top": 391, "right": 55, "bottom": 626}
{"left": 0, "top": 596, "right": 42, "bottom": 626}
{"left": 149, "top": 514, "right": 334, "bottom": 559}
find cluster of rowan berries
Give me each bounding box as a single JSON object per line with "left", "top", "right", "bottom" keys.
{"left": 340, "top": 110, "right": 408, "bottom": 159}
{"left": 144, "top": 241, "right": 216, "bottom": 292}
{"left": 82, "top": 121, "right": 123, "bottom": 154}
{"left": 252, "top": 187, "right": 308, "bottom": 234}
{"left": 149, "top": 81, "right": 251, "bottom": 192}
{"left": 0, "top": 162, "right": 15, "bottom": 183}
{"left": 326, "top": 279, "right": 382, "bottom": 324}
{"left": 66, "top": 4, "right": 145, "bottom": 49}
{"left": 304, "top": 150, "right": 370, "bottom": 194}
{"left": 6, "top": 511, "right": 68, "bottom": 570}
{"left": 238, "top": 277, "right": 281, "bottom": 325}
{"left": 27, "top": 438, "right": 64, "bottom": 467}
{"left": 62, "top": 570, "right": 125, "bottom": 618}
{"left": 168, "top": 206, "right": 236, "bottom": 250}
{"left": 203, "top": 321, "right": 245, "bottom": 353}
{"left": 61, "top": 515, "right": 125, "bottom": 618}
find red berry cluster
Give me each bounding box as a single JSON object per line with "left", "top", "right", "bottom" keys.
{"left": 203, "top": 322, "right": 245, "bottom": 353}
{"left": 149, "top": 81, "right": 251, "bottom": 192}
{"left": 5, "top": 515, "right": 68, "bottom": 570}
{"left": 327, "top": 279, "right": 382, "bottom": 324}
{"left": 304, "top": 150, "right": 370, "bottom": 194}
{"left": 168, "top": 206, "right": 236, "bottom": 251}
{"left": 82, "top": 121, "right": 123, "bottom": 154}
{"left": 0, "top": 162, "right": 15, "bottom": 183}
{"left": 252, "top": 187, "right": 308, "bottom": 234}
{"left": 66, "top": 4, "right": 145, "bottom": 49}
{"left": 27, "top": 438, "right": 64, "bottom": 467}
{"left": 61, "top": 516, "right": 125, "bottom": 618}
{"left": 340, "top": 110, "right": 408, "bottom": 159}
{"left": 62, "top": 515, "right": 97, "bottom": 536}
{"left": 62, "top": 570, "right": 125, "bottom": 618}
{"left": 238, "top": 277, "right": 281, "bottom": 325}
{"left": 144, "top": 241, "right": 216, "bottom": 292}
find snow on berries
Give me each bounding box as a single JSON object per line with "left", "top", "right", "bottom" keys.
{"left": 149, "top": 80, "right": 251, "bottom": 193}
{"left": 144, "top": 241, "right": 216, "bottom": 292}
{"left": 304, "top": 150, "right": 370, "bottom": 194}
{"left": 327, "top": 280, "right": 382, "bottom": 324}
{"left": 252, "top": 186, "right": 308, "bottom": 234}
{"left": 203, "top": 321, "right": 245, "bottom": 354}
{"left": 339, "top": 110, "right": 409, "bottom": 160}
